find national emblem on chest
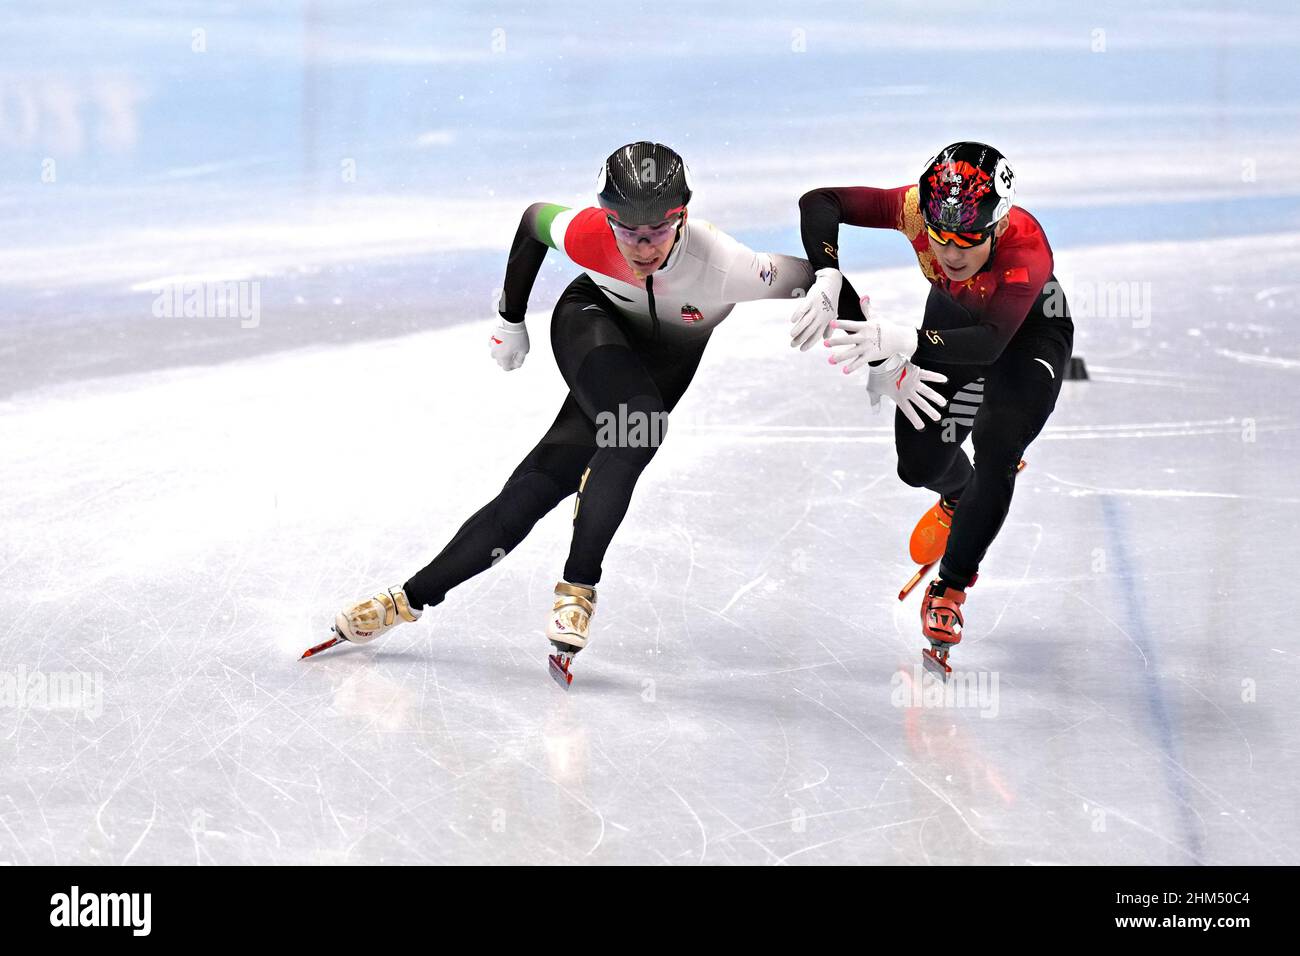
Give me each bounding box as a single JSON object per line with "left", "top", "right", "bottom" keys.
{"left": 963, "top": 275, "right": 997, "bottom": 300}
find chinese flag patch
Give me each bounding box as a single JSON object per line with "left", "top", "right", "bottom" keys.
{"left": 1002, "top": 266, "right": 1030, "bottom": 284}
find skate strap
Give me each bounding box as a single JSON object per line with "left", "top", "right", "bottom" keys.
{"left": 373, "top": 591, "right": 398, "bottom": 627}
{"left": 554, "top": 581, "right": 597, "bottom": 604}
{"left": 553, "top": 594, "right": 595, "bottom": 617}
{"left": 371, "top": 589, "right": 421, "bottom": 626}
{"left": 392, "top": 588, "right": 420, "bottom": 623}
{"left": 927, "top": 580, "right": 967, "bottom": 604}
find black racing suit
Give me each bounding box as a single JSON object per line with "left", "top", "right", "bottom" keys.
{"left": 403, "top": 202, "right": 818, "bottom": 608}
{"left": 799, "top": 184, "right": 1073, "bottom": 587}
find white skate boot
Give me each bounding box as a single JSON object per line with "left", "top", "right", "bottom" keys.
{"left": 546, "top": 581, "right": 596, "bottom": 689}
{"left": 301, "top": 586, "right": 421, "bottom": 659}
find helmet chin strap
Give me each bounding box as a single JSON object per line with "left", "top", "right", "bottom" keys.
{"left": 977, "top": 233, "right": 998, "bottom": 274}
{"left": 978, "top": 214, "right": 1012, "bottom": 273}
{"left": 974, "top": 220, "right": 1005, "bottom": 275}
{"left": 662, "top": 211, "right": 688, "bottom": 268}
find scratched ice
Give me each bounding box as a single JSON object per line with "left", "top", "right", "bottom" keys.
{"left": 0, "top": 1, "right": 1297, "bottom": 864}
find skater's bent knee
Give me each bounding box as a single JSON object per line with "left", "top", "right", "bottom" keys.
{"left": 897, "top": 457, "right": 948, "bottom": 489}
{"left": 594, "top": 393, "right": 669, "bottom": 462}
{"left": 575, "top": 346, "right": 662, "bottom": 409}
{"left": 972, "top": 436, "right": 1026, "bottom": 480}
{"left": 507, "top": 443, "right": 591, "bottom": 497}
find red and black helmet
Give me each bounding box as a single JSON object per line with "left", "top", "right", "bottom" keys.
{"left": 918, "top": 142, "right": 1016, "bottom": 243}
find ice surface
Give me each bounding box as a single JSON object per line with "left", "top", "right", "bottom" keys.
{"left": 3, "top": 233, "right": 1298, "bottom": 864}
{"left": 1, "top": 1, "right": 1298, "bottom": 864}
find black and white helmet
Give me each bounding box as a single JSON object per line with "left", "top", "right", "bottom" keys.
{"left": 596, "top": 141, "right": 692, "bottom": 225}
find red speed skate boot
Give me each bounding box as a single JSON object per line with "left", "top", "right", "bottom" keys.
{"left": 919, "top": 576, "right": 975, "bottom": 680}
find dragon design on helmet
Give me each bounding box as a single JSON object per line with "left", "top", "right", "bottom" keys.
{"left": 923, "top": 160, "right": 994, "bottom": 232}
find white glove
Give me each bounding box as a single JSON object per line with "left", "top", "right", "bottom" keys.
{"left": 789, "top": 268, "right": 842, "bottom": 351}
{"left": 825, "top": 317, "right": 918, "bottom": 373}
{"left": 865, "top": 355, "right": 949, "bottom": 430}
{"left": 489, "top": 315, "right": 529, "bottom": 371}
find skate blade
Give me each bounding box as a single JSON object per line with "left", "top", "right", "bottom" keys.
{"left": 547, "top": 654, "right": 574, "bottom": 690}
{"left": 921, "top": 646, "right": 953, "bottom": 681}
{"left": 300, "top": 629, "right": 346, "bottom": 660}
{"left": 899, "top": 562, "right": 935, "bottom": 601}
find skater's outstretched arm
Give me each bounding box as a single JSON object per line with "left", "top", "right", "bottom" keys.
{"left": 700, "top": 225, "right": 865, "bottom": 351}
{"left": 826, "top": 272, "right": 1051, "bottom": 369}
{"left": 801, "top": 183, "right": 1058, "bottom": 367}
{"left": 797, "top": 185, "right": 909, "bottom": 270}
{"left": 796, "top": 184, "right": 910, "bottom": 318}
{"left": 490, "top": 202, "right": 571, "bottom": 370}
{"left": 788, "top": 186, "right": 902, "bottom": 350}
{"left": 717, "top": 242, "right": 815, "bottom": 305}
{"left": 498, "top": 202, "right": 571, "bottom": 320}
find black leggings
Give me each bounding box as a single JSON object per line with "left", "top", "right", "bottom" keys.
{"left": 403, "top": 275, "right": 709, "bottom": 609}
{"left": 895, "top": 286, "right": 1073, "bottom": 586}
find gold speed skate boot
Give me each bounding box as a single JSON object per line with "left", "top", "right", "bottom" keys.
{"left": 301, "top": 586, "right": 421, "bottom": 659}
{"left": 546, "top": 581, "right": 596, "bottom": 689}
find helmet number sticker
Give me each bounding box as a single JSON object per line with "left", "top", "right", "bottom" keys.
{"left": 995, "top": 158, "right": 1015, "bottom": 195}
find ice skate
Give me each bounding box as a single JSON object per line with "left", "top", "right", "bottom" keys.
{"left": 546, "top": 581, "right": 596, "bottom": 689}
{"left": 918, "top": 577, "right": 974, "bottom": 679}
{"left": 300, "top": 586, "right": 421, "bottom": 659}
{"left": 898, "top": 495, "right": 957, "bottom": 599}
{"left": 899, "top": 460, "right": 1025, "bottom": 600}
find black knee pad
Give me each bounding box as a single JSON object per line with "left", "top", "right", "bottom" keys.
{"left": 506, "top": 443, "right": 591, "bottom": 499}
{"left": 595, "top": 392, "right": 668, "bottom": 466}
{"left": 972, "top": 433, "right": 1026, "bottom": 481}
{"left": 624, "top": 391, "right": 668, "bottom": 425}
{"left": 575, "top": 346, "right": 663, "bottom": 411}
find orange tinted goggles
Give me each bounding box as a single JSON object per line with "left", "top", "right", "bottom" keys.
{"left": 926, "top": 224, "right": 986, "bottom": 248}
